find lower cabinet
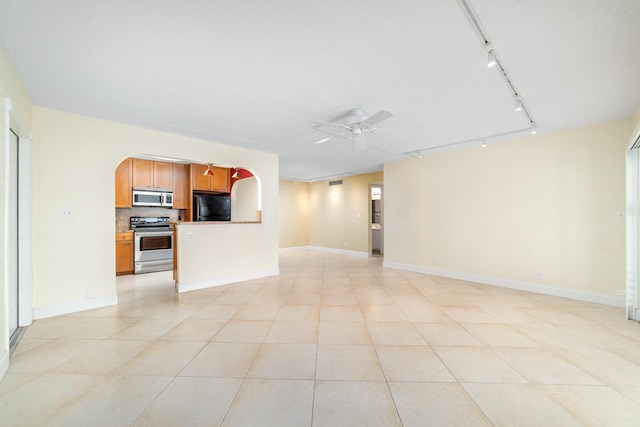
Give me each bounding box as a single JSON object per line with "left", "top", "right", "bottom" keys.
{"left": 116, "top": 232, "right": 134, "bottom": 275}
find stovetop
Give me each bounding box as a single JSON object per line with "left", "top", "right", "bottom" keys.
{"left": 130, "top": 216, "right": 171, "bottom": 230}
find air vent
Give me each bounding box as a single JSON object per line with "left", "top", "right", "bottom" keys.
{"left": 329, "top": 180, "right": 343, "bottom": 186}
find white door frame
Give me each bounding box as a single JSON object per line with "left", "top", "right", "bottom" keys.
{"left": 625, "top": 120, "right": 640, "bottom": 321}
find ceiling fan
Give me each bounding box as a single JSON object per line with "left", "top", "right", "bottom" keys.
{"left": 313, "top": 108, "right": 393, "bottom": 151}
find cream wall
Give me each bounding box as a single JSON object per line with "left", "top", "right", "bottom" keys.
{"left": 308, "top": 172, "right": 383, "bottom": 254}
{"left": 385, "top": 118, "right": 631, "bottom": 302}
{"left": 279, "top": 180, "right": 309, "bottom": 248}
{"left": 0, "top": 45, "right": 32, "bottom": 377}
{"left": 32, "top": 106, "right": 279, "bottom": 315}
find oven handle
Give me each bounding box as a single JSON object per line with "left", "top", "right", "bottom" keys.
{"left": 135, "top": 231, "right": 174, "bottom": 237}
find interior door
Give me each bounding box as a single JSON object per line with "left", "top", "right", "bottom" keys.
{"left": 8, "top": 129, "right": 18, "bottom": 337}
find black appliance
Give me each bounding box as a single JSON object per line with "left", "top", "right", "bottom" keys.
{"left": 193, "top": 193, "right": 231, "bottom": 222}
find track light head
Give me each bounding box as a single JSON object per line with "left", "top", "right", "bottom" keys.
{"left": 487, "top": 50, "right": 496, "bottom": 68}
{"left": 515, "top": 99, "right": 523, "bottom": 111}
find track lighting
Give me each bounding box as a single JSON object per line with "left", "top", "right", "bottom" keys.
{"left": 487, "top": 50, "right": 496, "bottom": 68}
{"left": 203, "top": 163, "right": 214, "bottom": 176}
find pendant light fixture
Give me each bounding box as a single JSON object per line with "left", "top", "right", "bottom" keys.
{"left": 203, "top": 163, "right": 214, "bottom": 176}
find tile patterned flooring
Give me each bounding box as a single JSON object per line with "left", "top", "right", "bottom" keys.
{"left": 2, "top": 250, "right": 640, "bottom": 426}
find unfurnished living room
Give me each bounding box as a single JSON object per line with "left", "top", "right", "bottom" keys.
{"left": 1, "top": 1, "right": 640, "bottom": 426}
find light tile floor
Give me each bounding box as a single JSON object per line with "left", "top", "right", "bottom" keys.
{"left": 2, "top": 250, "right": 640, "bottom": 426}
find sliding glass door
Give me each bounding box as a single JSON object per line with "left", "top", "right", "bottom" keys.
{"left": 8, "top": 129, "right": 18, "bottom": 337}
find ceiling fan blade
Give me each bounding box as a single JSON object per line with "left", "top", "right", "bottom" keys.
{"left": 315, "top": 131, "right": 349, "bottom": 144}
{"left": 363, "top": 110, "right": 393, "bottom": 126}
{"left": 313, "top": 121, "right": 349, "bottom": 129}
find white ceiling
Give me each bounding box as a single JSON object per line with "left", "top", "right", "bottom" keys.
{"left": 1, "top": 0, "right": 639, "bottom": 181}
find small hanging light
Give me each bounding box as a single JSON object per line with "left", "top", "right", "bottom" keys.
{"left": 231, "top": 167, "right": 240, "bottom": 179}
{"left": 203, "top": 163, "right": 214, "bottom": 176}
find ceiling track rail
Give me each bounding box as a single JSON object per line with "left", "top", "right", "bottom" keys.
{"left": 404, "top": 126, "right": 534, "bottom": 158}
{"left": 457, "top": 0, "right": 537, "bottom": 130}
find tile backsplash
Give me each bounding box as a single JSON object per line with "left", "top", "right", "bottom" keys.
{"left": 116, "top": 208, "right": 186, "bottom": 232}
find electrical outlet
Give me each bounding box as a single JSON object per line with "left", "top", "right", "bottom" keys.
{"left": 344, "top": 241, "right": 348, "bottom": 248}
{"left": 616, "top": 289, "right": 626, "bottom": 296}
{"left": 536, "top": 272, "right": 544, "bottom": 280}
{"left": 408, "top": 254, "right": 413, "bottom": 261}
{"left": 59, "top": 208, "right": 73, "bottom": 219}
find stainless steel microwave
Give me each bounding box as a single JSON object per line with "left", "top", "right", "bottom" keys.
{"left": 132, "top": 188, "right": 173, "bottom": 208}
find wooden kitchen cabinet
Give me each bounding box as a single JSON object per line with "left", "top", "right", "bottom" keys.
{"left": 154, "top": 161, "right": 173, "bottom": 189}
{"left": 116, "top": 232, "right": 134, "bottom": 275}
{"left": 115, "top": 158, "right": 132, "bottom": 208}
{"left": 172, "top": 163, "right": 189, "bottom": 209}
{"left": 132, "top": 158, "right": 154, "bottom": 188}
{"left": 191, "top": 164, "right": 230, "bottom": 193}
{"left": 132, "top": 158, "right": 173, "bottom": 189}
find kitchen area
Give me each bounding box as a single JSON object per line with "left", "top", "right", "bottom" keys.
{"left": 115, "top": 157, "right": 259, "bottom": 277}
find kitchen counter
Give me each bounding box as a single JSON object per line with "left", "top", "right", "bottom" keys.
{"left": 172, "top": 220, "right": 261, "bottom": 226}
{"left": 173, "top": 221, "right": 276, "bottom": 293}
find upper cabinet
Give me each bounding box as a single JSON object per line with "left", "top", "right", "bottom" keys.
{"left": 191, "top": 164, "right": 230, "bottom": 193}
{"left": 132, "top": 158, "right": 173, "bottom": 189}
{"left": 172, "top": 163, "right": 189, "bottom": 209}
{"left": 115, "top": 158, "right": 132, "bottom": 208}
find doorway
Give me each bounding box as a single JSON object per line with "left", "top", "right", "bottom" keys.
{"left": 370, "top": 184, "right": 383, "bottom": 257}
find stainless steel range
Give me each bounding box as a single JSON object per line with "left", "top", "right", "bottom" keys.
{"left": 130, "top": 216, "right": 173, "bottom": 274}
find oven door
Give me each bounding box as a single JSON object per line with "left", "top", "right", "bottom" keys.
{"left": 134, "top": 231, "right": 174, "bottom": 273}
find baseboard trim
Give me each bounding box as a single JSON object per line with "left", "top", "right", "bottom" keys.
{"left": 0, "top": 349, "right": 9, "bottom": 382}
{"left": 279, "top": 246, "right": 368, "bottom": 258}
{"left": 383, "top": 261, "right": 625, "bottom": 308}
{"left": 177, "top": 268, "right": 280, "bottom": 293}
{"left": 33, "top": 294, "right": 119, "bottom": 320}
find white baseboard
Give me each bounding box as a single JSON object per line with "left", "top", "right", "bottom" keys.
{"left": 0, "top": 349, "right": 8, "bottom": 382}
{"left": 383, "top": 261, "right": 625, "bottom": 308}
{"left": 279, "top": 246, "right": 310, "bottom": 253}
{"left": 177, "top": 268, "right": 280, "bottom": 293}
{"left": 33, "top": 294, "right": 119, "bottom": 320}
{"left": 280, "top": 245, "right": 368, "bottom": 258}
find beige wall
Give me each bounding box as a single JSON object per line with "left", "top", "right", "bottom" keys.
{"left": 279, "top": 180, "right": 309, "bottom": 248}
{"left": 0, "top": 45, "right": 32, "bottom": 132}
{"left": 308, "top": 172, "right": 383, "bottom": 253}
{"left": 385, "top": 118, "right": 631, "bottom": 300}
{"left": 633, "top": 105, "right": 640, "bottom": 130}
{"left": 32, "top": 106, "right": 279, "bottom": 312}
